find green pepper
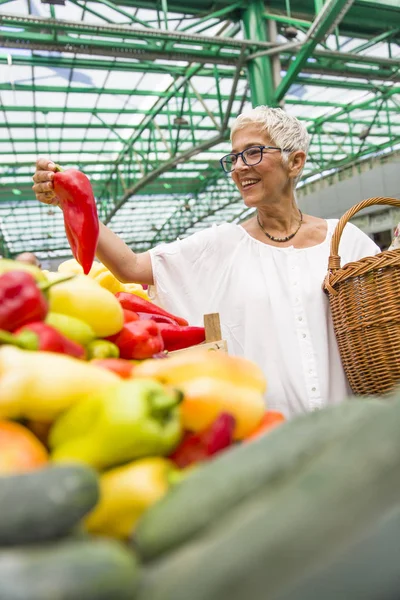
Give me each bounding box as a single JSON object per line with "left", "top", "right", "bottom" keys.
{"left": 45, "top": 312, "right": 96, "bottom": 347}
{"left": 86, "top": 339, "right": 120, "bottom": 360}
{"left": 49, "top": 379, "right": 183, "bottom": 470}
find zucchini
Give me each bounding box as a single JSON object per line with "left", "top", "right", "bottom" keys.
{"left": 135, "top": 394, "right": 400, "bottom": 600}
{"left": 278, "top": 507, "right": 400, "bottom": 600}
{"left": 0, "top": 464, "right": 99, "bottom": 545}
{"left": 135, "top": 398, "right": 385, "bottom": 560}
{"left": 0, "top": 538, "right": 140, "bottom": 600}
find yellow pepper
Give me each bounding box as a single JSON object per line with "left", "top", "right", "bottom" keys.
{"left": 92, "top": 269, "right": 125, "bottom": 294}
{"left": 57, "top": 258, "right": 85, "bottom": 275}
{"left": 0, "top": 346, "right": 120, "bottom": 421}
{"left": 58, "top": 258, "right": 148, "bottom": 298}
{"left": 121, "top": 282, "right": 149, "bottom": 300}
{"left": 49, "top": 275, "right": 124, "bottom": 337}
{"left": 85, "top": 457, "right": 175, "bottom": 539}
{"left": 134, "top": 351, "right": 266, "bottom": 440}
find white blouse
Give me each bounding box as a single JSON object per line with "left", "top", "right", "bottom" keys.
{"left": 149, "top": 221, "right": 380, "bottom": 418}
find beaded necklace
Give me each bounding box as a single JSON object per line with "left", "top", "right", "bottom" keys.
{"left": 257, "top": 210, "right": 303, "bottom": 243}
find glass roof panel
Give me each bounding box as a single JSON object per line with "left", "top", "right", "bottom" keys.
{"left": 0, "top": 0, "right": 399, "bottom": 258}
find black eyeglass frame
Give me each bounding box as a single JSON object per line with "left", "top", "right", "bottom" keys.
{"left": 219, "top": 145, "right": 292, "bottom": 173}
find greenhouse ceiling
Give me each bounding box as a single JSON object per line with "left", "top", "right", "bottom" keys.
{"left": 0, "top": 0, "right": 399, "bottom": 260}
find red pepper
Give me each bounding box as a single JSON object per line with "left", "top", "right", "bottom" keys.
{"left": 0, "top": 322, "right": 86, "bottom": 359}
{"left": 157, "top": 323, "right": 206, "bottom": 352}
{"left": 136, "top": 312, "right": 179, "bottom": 326}
{"left": 170, "top": 413, "right": 236, "bottom": 468}
{"left": 123, "top": 309, "right": 140, "bottom": 323}
{"left": 115, "top": 293, "right": 188, "bottom": 326}
{"left": 53, "top": 166, "right": 99, "bottom": 275}
{"left": 0, "top": 271, "right": 48, "bottom": 332}
{"left": 90, "top": 358, "right": 135, "bottom": 379}
{"left": 107, "top": 319, "right": 164, "bottom": 360}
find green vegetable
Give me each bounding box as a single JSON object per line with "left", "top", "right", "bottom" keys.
{"left": 135, "top": 398, "right": 385, "bottom": 560}
{"left": 86, "top": 339, "right": 120, "bottom": 359}
{"left": 49, "top": 379, "right": 183, "bottom": 470}
{"left": 0, "top": 464, "right": 99, "bottom": 545}
{"left": 278, "top": 506, "right": 400, "bottom": 600}
{"left": 0, "top": 538, "right": 139, "bottom": 600}
{"left": 45, "top": 311, "right": 96, "bottom": 346}
{"left": 135, "top": 394, "right": 400, "bottom": 600}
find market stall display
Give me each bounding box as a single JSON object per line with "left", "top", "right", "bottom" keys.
{"left": 1, "top": 252, "right": 400, "bottom": 600}
{"left": 0, "top": 257, "right": 273, "bottom": 598}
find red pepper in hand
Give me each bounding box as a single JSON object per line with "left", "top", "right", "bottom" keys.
{"left": 108, "top": 319, "right": 164, "bottom": 360}
{"left": 0, "top": 322, "right": 86, "bottom": 359}
{"left": 170, "top": 413, "right": 236, "bottom": 468}
{"left": 91, "top": 358, "right": 135, "bottom": 379}
{"left": 115, "top": 293, "right": 188, "bottom": 327}
{"left": 0, "top": 271, "right": 48, "bottom": 332}
{"left": 53, "top": 167, "right": 99, "bottom": 275}
{"left": 157, "top": 323, "right": 206, "bottom": 352}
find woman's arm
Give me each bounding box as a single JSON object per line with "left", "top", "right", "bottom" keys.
{"left": 32, "top": 158, "right": 154, "bottom": 285}
{"left": 96, "top": 223, "right": 153, "bottom": 285}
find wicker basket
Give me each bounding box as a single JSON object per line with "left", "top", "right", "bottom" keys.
{"left": 323, "top": 196, "right": 400, "bottom": 396}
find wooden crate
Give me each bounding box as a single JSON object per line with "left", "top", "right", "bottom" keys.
{"left": 169, "top": 313, "right": 228, "bottom": 355}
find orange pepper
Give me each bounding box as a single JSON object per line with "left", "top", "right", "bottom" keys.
{"left": 246, "top": 411, "right": 285, "bottom": 442}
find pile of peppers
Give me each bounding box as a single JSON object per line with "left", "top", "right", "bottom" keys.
{"left": 109, "top": 293, "right": 206, "bottom": 357}
{"left": 0, "top": 270, "right": 87, "bottom": 359}
{"left": 0, "top": 259, "right": 207, "bottom": 365}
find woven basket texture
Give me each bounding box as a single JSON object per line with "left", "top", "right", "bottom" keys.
{"left": 323, "top": 197, "right": 400, "bottom": 395}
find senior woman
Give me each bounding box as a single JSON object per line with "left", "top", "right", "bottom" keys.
{"left": 32, "top": 106, "right": 379, "bottom": 418}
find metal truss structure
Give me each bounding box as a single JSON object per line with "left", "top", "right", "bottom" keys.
{"left": 0, "top": 0, "right": 399, "bottom": 259}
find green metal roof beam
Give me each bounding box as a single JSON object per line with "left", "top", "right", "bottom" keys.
{"left": 94, "top": 0, "right": 155, "bottom": 27}
{"left": 104, "top": 132, "right": 227, "bottom": 223}
{"left": 0, "top": 54, "right": 237, "bottom": 77}
{"left": 103, "top": 53, "right": 245, "bottom": 219}
{"left": 97, "top": 62, "right": 205, "bottom": 203}
{"left": 242, "top": 0, "right": 275, "bottom": 107}
{"left": 1, "top": 122, "right": 398, "bottom": 133}
{"left": 0, "top": 14, "right": 272, "bottom": 50}
{"left": 69, "top": 0, "right": 114, "bottom": 23}
{"left": 302, "top": 136, "right": 400, "bottom": 182}
{"left": 0, "top": 32, "right": 240, "bottom": 65}
{"left": 5, "top": 94, "right": 396, "bottom": 113}
{"left": 179, "top": 1, "right": 243, "bottom": 32}
{"left": 309, "top": 86, "right": 400, "bottom": 131}
{"left": 350, "top": 28, "right": 399, "bottom": 53}
{"left": 263, "top": 12, "right": 313, "bottom": 28}
{"left": 274, "top": 0, "right": 355, "bottom": 102}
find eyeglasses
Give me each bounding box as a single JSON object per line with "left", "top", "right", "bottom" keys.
{"left": 219, "top": 145, "right": 291, "bottom": 173}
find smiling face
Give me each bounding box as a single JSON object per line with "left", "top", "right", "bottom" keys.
{"left": 230, "top": 124, "right": 293, "bottom": 208}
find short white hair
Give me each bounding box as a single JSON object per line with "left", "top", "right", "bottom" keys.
{"left": 230, "top": 106, "right": 310, "bottom": 185}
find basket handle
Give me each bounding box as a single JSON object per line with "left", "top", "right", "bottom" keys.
{"left": 328, "top": 196, "right": 400, "bottom": 271}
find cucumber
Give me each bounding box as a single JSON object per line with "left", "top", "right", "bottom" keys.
{"left": 277, "top": 507, "right": 400, "bottom": 600}
{"left": 135, "top": 394, "right": 400, "bottom": 600}
{"left": 0, "top": 464, "right": 99, "bottom": 545}
{"left": 0, "top": 538, "right": 140, "bottom": 600}
{"left": 135, "top": 398, "right": 385, "bottom": 560}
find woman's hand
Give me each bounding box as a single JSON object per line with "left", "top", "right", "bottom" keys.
{"left": 32, "top": 158, "right": 59, "bottom": 206}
